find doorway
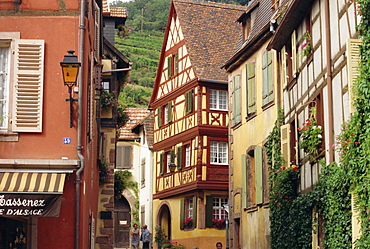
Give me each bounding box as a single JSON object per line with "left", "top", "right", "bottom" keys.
{"left": 114, "top": 197, "right": 131, "bottom": 248}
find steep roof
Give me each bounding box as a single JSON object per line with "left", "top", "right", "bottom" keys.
{"left": 118, "top": 108, "right": 151, "bottom": 141}
{"left": 223, "top": 0, "right": 275, "bottom": 71}
{"left": 173, "top": 0, "right": 246, "bottom": 81}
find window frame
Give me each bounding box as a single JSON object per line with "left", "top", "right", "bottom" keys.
{"left": 210, "top": 89, "right": 228, "bottom": 111}
{"left": 210, "top": 141, "right": 228, "bottom": 165}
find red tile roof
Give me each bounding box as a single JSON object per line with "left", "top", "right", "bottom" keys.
{"left": 173, "top": 0, "right": 246, "bottom": 81}
{"left": 118, "top": 108, "right": 151, "bottom": 141}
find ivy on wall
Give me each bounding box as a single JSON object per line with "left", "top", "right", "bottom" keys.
{"left": 267, "top": 2, "right": 370, "bottom": 247}
{"left": 115, "top": 170, "right": 140, "bottom": 225}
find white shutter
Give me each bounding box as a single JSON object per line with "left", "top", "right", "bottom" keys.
{"left": 347, "top": 39, "right": 362, "bottom": 114}
{"left": 281, "top": 46, "right": 287, "bottom": 88}
{"left": 280, "top": 124, "right": 291, "bottom": 168}
{"left": 12, "top": 39, "right": 44, "bottom": 132}
{"left": 94, "top": 2, "right": 101, "bottom": 61}
{"left": 291, "top": 30, "right": 297, "bottom": 76}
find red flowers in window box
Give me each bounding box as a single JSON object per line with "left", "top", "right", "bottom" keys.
{"left": 182, "top": 218, "right": 193, "bottom": 228}
{"left": 212, "top": 219, "right": 226, "bottom": 229}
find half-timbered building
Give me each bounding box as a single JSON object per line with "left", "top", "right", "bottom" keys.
{"left": 267, "top": 0, "right": 359, "bottom": 247}
{"left": 148, "top": 1, "right": 245, "bottom": 248}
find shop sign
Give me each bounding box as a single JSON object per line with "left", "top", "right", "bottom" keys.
{"left": 0, "top": 194, "right": 62, "bottom": 217}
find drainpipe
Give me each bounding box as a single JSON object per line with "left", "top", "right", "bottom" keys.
{"left": 75, "top": 0, "right": 86, "bottom": 248}
{"left": 324, "top": 0, "right": 334, "bottom": 164}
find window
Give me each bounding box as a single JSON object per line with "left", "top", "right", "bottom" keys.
{"left": 180, "top": 197, "right": 197, "bottom": 229}
{"left": 210, "top": 141, "right": 228, "bottom": 164}
{"left": 0, "top": 45, "right": 10, "bottom": 129}
{"left": 185, "top": 144, "right": 191, "bottom": 167}
{"left": 232, "top": 75, "right": 241, "bottom": 125}
{"left": 205, "top": 196, "right": 228, "bottom": 228}
{"left": 262, "top": 50, "right": 273, "bottom": 105}
{"left": 185, "top": 90, "right": 194, "bottom": 114}
{"left": 246, "top": 63, "right": 256, "bottom": 115}
{"left": 210, "top": 90, "right": 228, "bottom": 111}
{"left": 212, "top": 197, "right": 227, "bottom": 220}
{"left": 116, "top": 145, "right": 132, "bottom": 169}
{"left": 141, "top": 158, "right": 146, "bottom": 188}
{"left": 159, "top": 101, "right": 172, "bottom": 127}
{"left": 160, "top": 149, "right": 175, "bottom": 174}
{"left": 102, "top": 81, "right": 110, "bottom": 90}
{"left": 0, "top": 38, "right": 44, "bottom": 133}
{"left": 188, "top": 198, "right": 194, "bottom": 218}
{"left": 167, "top": 52, "right": 179, "bottom": 78}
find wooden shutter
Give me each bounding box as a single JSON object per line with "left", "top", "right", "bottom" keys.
{"left": 347, "top": 39, "right": 362, "bottom": 114}
{"left": 241, "top": 154, "right": 247, "bottom": 209}
{"left": 170, "top": 149, "right": 175, "bottom": 165}
{"left": 262, "top": 51, "right": 269, "bottom": 105}
{"left": 205, "top": 195, "right": 213, "bottom": 227}
{"left": 159, "top": 153, "right": 164, "bottom": 175}
{"left": 12, "top": 39, "right": 44, "bottom": 132}
{"left": 246, "top": 63, "right": 256, "bottom": 114}
{"left": 116, "top": 145, "right": 132, "bottom": 169}
{"left": 281, "top": 124, "right": 291, "bottom": 168}
{"left": 291, "top": 30, "right": 297, "bottom": 75}
{"left": 232, "top": 75, "right": 241, "bottom": 124}
{"left": 255, "top": 146, "right": 263, "bottom": 204}
{"left": 192, "top": 196, "right": 197, "bottom": 228}
{"left": 157, "top": 107, "right": 162, "bottom": 127}
{"left": 167, "top": 101, "right": 172, "bottom": 123}
{"left": 174, "top": 52, "right": 179, "bottom": 75}
{"left": 167, "top": 56, "right": 172, "bottom": 78}
{"left": 180, "top": 198, "right": 185, "bottom": 230}
{"left": 94, "top": 2, "right": 101, "bottom": 61}
{"left": 177, "top": 146, "right": 183, "bottom": 169}
{"left": 267, "top": 51, "right": 274, "bottom": 103}
{"left": 185, "top": 90, "right": 193, "bottom": 114}
{"left": 281, "top": 46, "right": 287, "bottom": 88}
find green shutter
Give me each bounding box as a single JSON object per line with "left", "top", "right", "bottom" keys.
{"left": 167, "top": 101, "right": 172, "bottom": 123}
{"left": 233, "top": 75, "right": 241, "bottom": 124}
{"left": 174, "top": 52, "right": 179, "bottom": 74}
{"left": 242, "top": 154, "right": 247, "bottom": 209}
{"left": 193, "top": 196, "right": 197, "bottom": 228}
{"left": 205, "top": 196, "right": 213, "bottom": 227}
{"left": 186, "top": 90, "right": 193, "bottom": 114}
{"left": 180, "top": 199, "right": 185, "bottom": 230}
{"left": 167, "top": 56, "right": 172, "bottom": 78}
{"left": 170, "top": 149, "right": 175, "bottom": 164}
{"left": 159, "top": 153, "right": 164, "bottom": 175}
{"left": 177, "top": 146, "right": 183, "bottom": 169}
{"left": 157, "top": 108, "right": 162, "bottom": 127}
{"left": 267, "top": 51, "right": 274, "bottom": 103}
{"left": 255, "top": 146, "right": 263, "bottom": 204}
{"left": 262, "top": 51, "right": 269, "bottom": 105}
{"left": 246, "top": 63, "right": 256, "bottom": 114}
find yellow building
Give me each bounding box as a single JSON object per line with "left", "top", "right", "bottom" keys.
{"left": 222, "top": 1, "right": 280, "bottom": 248}
{"left": 149, "top": 1, "right": 245, "bottom": 248}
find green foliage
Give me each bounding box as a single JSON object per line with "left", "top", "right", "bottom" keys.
{"left": 154, "top": 225, "right": 168, "bottom": 248}
{"left": 298, "top": 106, "right": 323, "bottom": 159}
{"left": 119, "top": 84, "right": 152, "bottom": 108}
{"left": 98, "top": 159, "right": 112, "bottom": 185}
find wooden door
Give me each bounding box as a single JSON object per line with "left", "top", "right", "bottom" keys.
{"left": 114, "top": 198, "right": 131, "bottom": 248}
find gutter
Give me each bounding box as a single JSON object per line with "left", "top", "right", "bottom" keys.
{"left": 75, "top": 0, "right": 86, "bottom": 248}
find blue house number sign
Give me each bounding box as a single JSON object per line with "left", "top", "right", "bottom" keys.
{"left": 63, "top": 137, "right": 71, "bottom": 144}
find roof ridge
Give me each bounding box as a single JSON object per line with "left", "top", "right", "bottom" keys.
{"left": 174, "top": 0, "right": 247, "bottom": 11}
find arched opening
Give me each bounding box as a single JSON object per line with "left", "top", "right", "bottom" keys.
{"left": 114, "top": 197, "right": 131, "bottom": 248}
{"left": 157, "top": 203, "right": 171, "bottom": 240}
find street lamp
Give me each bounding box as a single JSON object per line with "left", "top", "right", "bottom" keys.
{"left": 60, "top": 50, "right": 81, "bottom": 128}
{"left": 169, "top": 162, "right": 177, "bottom": 173}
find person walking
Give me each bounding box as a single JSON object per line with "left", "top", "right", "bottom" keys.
{"left": 141, "top": 225, "right": 151, "bottom": 249}
{"left": 131, "top": 224, "right": 140, "bottom": 249}
{"left": 216, "top": 242, "right": 223, "bottom": 249}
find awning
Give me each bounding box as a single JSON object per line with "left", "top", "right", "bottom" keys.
{"left": 0, "top": 170, "right": 72, "bottom": 217}
{"left": 0, "top": 171, "right": 66, "bottom": 194}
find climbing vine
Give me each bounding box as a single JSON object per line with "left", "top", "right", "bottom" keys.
{"left": 114, "top": 170, "right": 140, "bottom": 225}
{"left": 267, "top": 2, "right": 370, "bottom": 248}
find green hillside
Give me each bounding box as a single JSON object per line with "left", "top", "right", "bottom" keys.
{"left": 111, "top": 0, "right": 249, "bottom": 107}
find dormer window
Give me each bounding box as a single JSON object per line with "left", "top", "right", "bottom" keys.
{"left": 242, "top": 15, "right": 251, "bottom": 41}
